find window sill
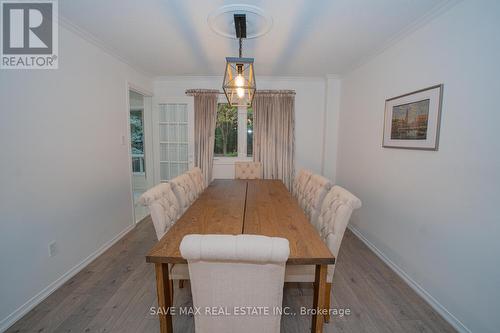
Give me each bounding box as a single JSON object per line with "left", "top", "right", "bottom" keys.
{"left": 213, "top": 156, "right": 253, "bottom": 165}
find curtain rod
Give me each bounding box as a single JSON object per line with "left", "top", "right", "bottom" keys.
{"left": 186, "top": 89, "right": 296, "bottom": 96}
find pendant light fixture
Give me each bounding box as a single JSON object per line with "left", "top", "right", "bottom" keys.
{"left": 222, "top": 14, "right": 256, "bottom": 107}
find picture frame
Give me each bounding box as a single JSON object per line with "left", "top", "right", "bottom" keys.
{"left": 382, "top": 84, "right": 443, "bottom": 150}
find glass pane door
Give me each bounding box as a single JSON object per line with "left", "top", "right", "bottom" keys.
{"left": 158, "top": 103, "right": 189, "bottom": 181}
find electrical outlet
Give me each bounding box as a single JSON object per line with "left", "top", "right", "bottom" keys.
{"left": 48, "top": 241, "right": 57, "bottom": 257}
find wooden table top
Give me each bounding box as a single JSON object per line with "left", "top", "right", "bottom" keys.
{"left": 146, "top": 179, "right": 335, "bottom": 265}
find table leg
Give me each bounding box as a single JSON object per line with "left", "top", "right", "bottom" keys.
{"left": 324, "top": 282, "right": 332, "bottom": 323}
{"left": 155, "top": 263, "right": 173, "bottom": 333}
{"left": 311, "top": 264, "right": 327, "bottom": 333}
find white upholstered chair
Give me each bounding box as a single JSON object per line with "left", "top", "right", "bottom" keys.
{"left": 139, "top": 183, "right": 190, "bottom": 295}
{"left": 180, "top": 234, "right": 289, "bottom": 333}
{"left": 187, "top": 167, "right": 205, "bottom": 196}
{"left": 234, "top": 161, "right": 262, "bottom": 179}
{"left": 285, "top": 185, "right": 361, "bottom": 322}
{"left": 299, "top": 174, "right": 332, "bottom": 226}
{"left": 168, "top": 173, "right": 201, "bottom": 289}
{"left": 170, "top": 173, "right": 198, "bottom": 213}
{"left": 292, "top": 169, "right": 312, "bottom": 200}
{"left": 138, "top": 183, "right": 181, "bottom": 240}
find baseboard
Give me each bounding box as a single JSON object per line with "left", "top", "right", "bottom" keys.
{"left": 135, "top": 213, "right": 151, "bottom": 224}
{"left": 0, "top": 224, "right": 136, "bottom": 332}
{"left": 347, "top": 225, "right": 471, "bottom": 333}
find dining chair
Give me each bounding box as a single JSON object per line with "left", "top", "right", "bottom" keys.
{"left": 300, "top": 174, "right": 332, "bottom": 227}
{"left": 139, "top": 183, "right": 190, "bottom": 298}
{"left": 285, "top": 185, "right": 361, "bottom": 322}
{"left": 170, "top": 173, "right": 198, "bottom": 213}
{"left": 234, "top": 161, "right": 262, "bottom": 179}
{"left": 292, "top": 169, "right": 312, "bottom": 200}
{"left": 187, "top": 167, "right": 205, "bottom": 196}
{"left": 168, "top": 173, "right": 200, "bottom": 290}
{"left": 180, "top": 234, "right": 290, "bottom": 333}
{"left": 138, "top": 183, "right": 181, "bottom": 240}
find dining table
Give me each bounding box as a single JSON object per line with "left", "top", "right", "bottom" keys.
{"left": 146, "top": 179, "right": 335, "bottom": 333}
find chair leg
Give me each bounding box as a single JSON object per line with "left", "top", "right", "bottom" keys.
{"left": 179, "top": 280, "right": 184, "bottom": 289}
{"left": 324, "top": 282, "right": 332, "bottom": 323}
{"left": 169, "top": 279, "right": 174, "bottom": 304}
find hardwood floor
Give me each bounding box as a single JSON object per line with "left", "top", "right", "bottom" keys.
{"left": 6, "top": 217, "right": 456, "bottom": 333}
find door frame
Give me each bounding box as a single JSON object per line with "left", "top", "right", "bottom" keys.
{"left": 126, "top": 82, "right": 153, "bottom": 225}
{"left": 152, "top": 96, "right": 195, "bottom": 185}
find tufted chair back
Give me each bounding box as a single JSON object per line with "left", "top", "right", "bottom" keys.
{"left": 180, "top": 234, "right": 289, "bottom": 333}
{"left": 138, "top": 183, "right": 181, "bottom": 240}
{"left": 300, "top": 174, "right": 332, "bottom": 226}
{"left": 187, "top": 167, "right": 205, "bottom": 196}
{"left": 318, "top": 186, "right": 361, "bottom": 264}
{"left": 234, "top": 161, "right": 262, "bottom": 179}
{"left": 170, "top": 173, "right": 198, "bottom": 213}
{"left": 293, "top": 169, "right": 313, "bottom": 200}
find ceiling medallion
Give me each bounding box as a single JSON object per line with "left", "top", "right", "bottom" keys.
{"left": 208, "top": 4, "right": 273, "bottom": 39}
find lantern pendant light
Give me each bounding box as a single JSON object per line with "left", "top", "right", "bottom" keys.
{"left": 222, "top": 14, "right": 256, "bottom": 107}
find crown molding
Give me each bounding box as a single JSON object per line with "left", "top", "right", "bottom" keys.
{"left": 58, "top": 0, "right": 460, "bottom": 81}
{"left": 325, "top": 74, "right": 341, "bottom": 80}
{"left": 154, "top": 75, "right": 223, "bottom": 81}
{"left": 154, "top": 74, "right": 327, "bottom": 83}
{"left": 255, "top": 75, "right": 327, "bottom": 82}
{"left": 341, "top": 0, "right": 462, "bottom": 76}
{"left": 58, "top": 15, "right": 154, "bottom": 78}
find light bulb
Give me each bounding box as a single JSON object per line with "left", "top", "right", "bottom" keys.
{"left": 235, "top": 74, "right": 244, "bottom": 87}
{"left": 237, "top": 87, "right": 245, "bottom": 98}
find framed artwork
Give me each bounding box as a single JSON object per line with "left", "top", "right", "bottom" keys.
{"left": 383, "top": 84, "right": 443, "bottom": 150}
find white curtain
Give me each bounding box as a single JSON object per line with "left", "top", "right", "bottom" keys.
{"left": 186, "top": 89, "right": 218, "bottom": 186}
{"left": 253, "top": 90, "right": 295, "bottom": 190}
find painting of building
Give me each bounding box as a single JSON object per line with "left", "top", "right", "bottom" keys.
{"left": 391, "top": 99, "right": 430, "bottom": 140}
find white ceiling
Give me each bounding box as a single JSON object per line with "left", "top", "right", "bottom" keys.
{"left": 59, "top": 0, "right": 455, "bottom": 77}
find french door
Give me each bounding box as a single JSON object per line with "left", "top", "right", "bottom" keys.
{"left": 153, "top": 97, "right": 194, "bottom": 184}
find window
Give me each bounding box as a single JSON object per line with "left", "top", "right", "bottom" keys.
{"left": 130, "top": 110, "right": 145, "bottom": 173}
{"left": 214, "top": 103, "right": 253, "bottom": 158}
{"left": 247, "top": 107, "right": 253, "bottom": 157}
{"left": 215, "top": 103, "right": 238, "bottom": 157}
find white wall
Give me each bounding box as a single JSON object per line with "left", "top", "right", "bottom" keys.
{"left": 323, "top": 76, "right": 341, "bottom": 181}
{"left": 337, "top": 1, "right": 500, "bottom": 332}
{"left": 0, "top": 25, "right": 153, "bottom": 330}
{"left": 154, "top": 76, "right": 337, "bottom": 179}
